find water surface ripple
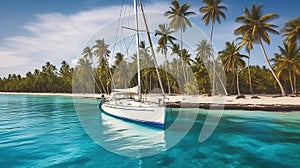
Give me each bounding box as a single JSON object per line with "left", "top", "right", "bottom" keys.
{"left": 0, "top": 94, "right": 299, "bottom": 167}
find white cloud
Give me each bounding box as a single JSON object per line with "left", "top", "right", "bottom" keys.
{"left": 0, "top": 2, "right": 170, "bottom": 77}
{"left": 1, "top": 1, "right": 282, "bottom": 78}
{"left": 0, "top": 48, "right": 37, "bottom": 76}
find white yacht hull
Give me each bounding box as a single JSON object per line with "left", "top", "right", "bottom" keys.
{"left": 100, "top": 100, "right": 165, "bottom": 128}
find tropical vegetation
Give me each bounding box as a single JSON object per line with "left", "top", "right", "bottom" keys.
{"left": 0, "top": 0, "right": 299, "bottom": 96}
{"left": 219, "top": 41, "right": 248, "bottom": 95}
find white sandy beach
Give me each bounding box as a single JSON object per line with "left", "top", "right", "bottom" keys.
{"left": 1, "top": 92, "right": 299, "bottom": 106}
{"left": 167, "top": 94, "right": 300, "bottom": 105}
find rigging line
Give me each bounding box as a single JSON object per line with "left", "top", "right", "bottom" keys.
{"left": 124, "top": 35, "right": 135, "bottom": 60}
{"left": 108, "top": 0, "right": 128, "bottom": 89}
{"left": 120, "top": 0, "right": 127, "bottom": 55}
{"left": 111, "top": 0, "right": 126, "bottom": 59}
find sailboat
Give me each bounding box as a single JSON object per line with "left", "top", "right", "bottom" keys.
{"left": 99, "top": 0, "right": 167, "bottom": 128}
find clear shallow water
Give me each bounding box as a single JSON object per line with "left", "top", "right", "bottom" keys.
{"left": 0, "top": 94, "right": 299, "bottom": 167}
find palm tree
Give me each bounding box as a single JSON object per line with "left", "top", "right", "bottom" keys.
{"left": 93, "top": 39, "right": 110, "bottom": 62}
{"left": 171, "top": 43, "right": 180, "bottom": 57}
{"left": 169, "top": 43, "right": 189, "bottom": 91}
{"left": 271, "top": 42, "right": 300, "bottom": 95}
{"left": 155, "top": 24, "right": 176, "bottom": 60}
{"left": 191, "top": 57, "right": 211, "bottom": 93}
{"left": 165, "top": 0, "right": 195, "bottom": 83}
{"left": 139, "top": 41, "right": 153, "bottom": 67}
{"left": 82, "top": 45, "right": 105, "bottom": 93}
{"left": 199, "top": 0, "right": 227, "bottom": 44}
{"left": 179, "top": 48, "right": 194, "bottom": 84}
{"left": 24, "top": 71, "right": 34, "bottom": 92}
{"left": 59, "top": 61, "right": 72, "bottom": 92}
{"left": 170, "top": 43, "right": 181, "bottom": 80}
{"left": 74, "top": 58, "right": 94, "bottom": 93}
{"left": 171, "top": 42, "right": 186, "bottom": 81}
{"left": 237, "top": 34, "right": 255, "bottom": 94}
{"left": 234, "top": 4, "right": 286, "bottom": 96}
{"left": 219, "top": 41, "right": 248, "bottom": 95}
{"left": 114, "top": 52, "right": 124, "bottom": 67}
{"left": 155, "top": 24, "right": 176, "bottom": 94}
{"left": 199, "top": 0, "right": 227, "bottom": 95}
{"left": 32, "top": 69, "right": 41, "bottom": 92}
{"left": 82, "top": 46, "right": 93, "bottom": 60}
{"left": 164, "top": 0, "right": 195, "bottom": 51}
{"left": 155, "top": 24, "right": 176, "bottom": 49}
{"left": 180, "top": 49, "right": 194, "bottom": 67}
{"left": 113, "top": 53, "right": 130, "bottom": 88}
{"left": 93, "top": 39, "right": 112, "bottom": 92}
{"left": 41, "top": 62, "right": 57, "bottom": 92}
{"left": 195, "top": 39, "right": 217, "bottom": 94}
{"left": 196, "top": 39, "right": 211, "bottom": 62}
{"left": 281, "top": 17, "right": 300, "bottom": 45}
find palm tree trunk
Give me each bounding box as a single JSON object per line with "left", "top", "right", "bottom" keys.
{"left": 94, "top": 70, "right": 104, "bottom": 93}
{"left": 180, "top": 28, "right": 187, "bottom": 83}
{"left": 107, "top": 63, "right": 115, "bottom": 89}
{"left": 149, "top": 73, "right": 151, "bottom": 93}
{"left": 230, "top": 73, "right": 235, "bottom": 94}
{"left": 258, "top": 39, "right": 286, "bottom": 96}
{"left": 247, "top": 52, "right": 253, "bottom": 94}
{"left": 210, "top": 22, "right": 216, "bottom": 95}
{"left": 213, "top": 67, "right": 228, "bottom": 95}
{"left": 209, "top": 22, "right": 227, "bottom": 95}
{"left": 210, "top": 21, "right": 214, "bottom": 44}
{"left": 97, "top": 65, "right": 108, "bottom": 93}
{"left": 236, "top": 68, "right": 241, "bottom": 95}
{"left": 294, "top": 73, "right": 297, "bottom": 95}
{"left": 288, "top": 70, "right": 294, "bottom": 94}
{"left": 182, "top": 62, "right": 187, "bottom": 83}
{"left": 180, "top": 27, "right": 183, "bottom": 52}
{"left": 164, "top": 54, "right": 171, "bottom": 94}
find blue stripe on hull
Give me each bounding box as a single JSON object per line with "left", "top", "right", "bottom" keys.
{"left": 100, "top": 107, "right": 165, "bottom": 129}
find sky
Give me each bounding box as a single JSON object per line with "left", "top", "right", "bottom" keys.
{"left": 0, "top": 0, "right": 299, "bottom": 78}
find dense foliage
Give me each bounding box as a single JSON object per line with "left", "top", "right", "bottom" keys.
{"left": 0, "top": 61, "right": 73, "bottom": 93}
{"left": 0, "top": 1, "right": 299, "bottom": 95}
{"left": 0, "top": 60, "right": 299, "bottom": 94}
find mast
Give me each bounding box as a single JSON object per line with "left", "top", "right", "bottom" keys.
{"left": 139, "top": 0, "right": 165, "bottom": 98}
{"left": 134, "top": 0, "right": 142, "bottom": 101}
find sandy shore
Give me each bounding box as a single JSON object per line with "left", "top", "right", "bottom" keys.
{"left": 165, "top": 94, "right": 300, "bottom": 111}
{"left": 1, "top": 92, "right": 299, "bottom": 111}
{"left": 166, "top": 94, "right": 300, "bottom": 105}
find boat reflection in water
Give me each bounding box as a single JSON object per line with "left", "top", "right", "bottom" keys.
{"left": 100, "top": 112, "right": 166, "bottom": 157}
{"left": 73, "top": 97, "right": 167, "bottom": 157}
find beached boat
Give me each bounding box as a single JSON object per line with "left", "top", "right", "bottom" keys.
{"left": 99, "top": 0, "right": 166, "bottom": 128}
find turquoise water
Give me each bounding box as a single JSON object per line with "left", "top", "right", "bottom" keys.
{"left": 0, "top": 94, "right": 299, "bottom": 167}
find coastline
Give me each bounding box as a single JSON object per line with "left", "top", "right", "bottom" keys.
{"left": 1, "top": 92, "right": 299, "bottom": 111}
{"left": 166, "top": 94, "right": 300, "bottom": 111}
{"left": 166, "top": 102, "right": 300, "bottom": 112}
{"left": 0, "top": 92, "right": 107, "bottom": 98}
